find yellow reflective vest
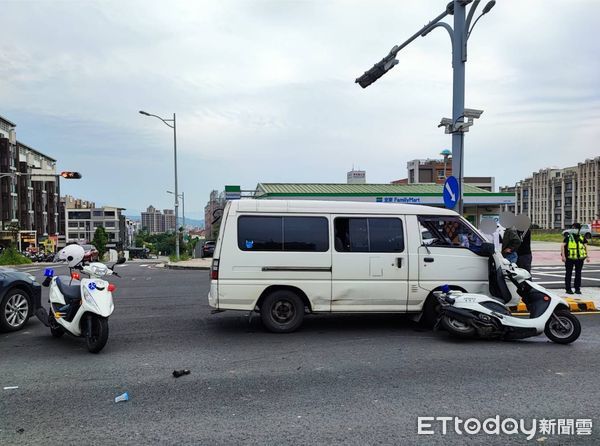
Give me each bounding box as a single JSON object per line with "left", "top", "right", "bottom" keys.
{"left": 567, "top": 233, "right": 587, "bottom": 260}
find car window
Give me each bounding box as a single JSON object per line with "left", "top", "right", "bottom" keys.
{"left": 237, "top": 216, "right": 329, "bottom": 252}
{"left": 334, "top": 217, "right": 404, "bottom": 253}
{"left": 418, "top": 216, "right": 484, "bottom": 253}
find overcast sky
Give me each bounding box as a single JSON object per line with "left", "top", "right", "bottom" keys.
{"left": 2, "top": 0, "right": 599, "bottom": 219}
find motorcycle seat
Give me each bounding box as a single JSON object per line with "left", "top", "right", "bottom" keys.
{"left": 56, "top": 277, "right": 82, "bottom": 303}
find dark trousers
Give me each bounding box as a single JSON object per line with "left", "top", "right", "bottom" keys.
{"left": 565, "top": 259, "right": 584, "bottom": 291}
{"left": 517, "top": 254, "right": 532, "bottom": 273}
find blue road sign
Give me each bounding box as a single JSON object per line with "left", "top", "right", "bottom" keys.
{"left": 443, "top": 176, "right": 459, "bottom": 209}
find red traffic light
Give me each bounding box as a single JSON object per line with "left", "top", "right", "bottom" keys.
{"left": 60, "top": 171, "right": 82, "bottom": 179}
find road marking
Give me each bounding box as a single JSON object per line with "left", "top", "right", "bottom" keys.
{"left": 533, "top": 272, "right": 600, "bottom": 282}
{"left": 534, "top": 281, "right": 565, "bottom": 285}
{"left": 139, "top": 264, "right": 148, "bottom": 267}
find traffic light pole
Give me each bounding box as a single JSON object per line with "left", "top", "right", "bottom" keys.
{"left": 355, "top": 0, "right": 496, "bottom": 216}
{"left": 452, "top": 1, "right": 466, "bottom": 215}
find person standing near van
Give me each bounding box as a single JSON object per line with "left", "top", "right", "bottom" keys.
{"left": 562, "top": 223, "right": 590, "bottom": 294}
{"left": 517, "top": 229, "right": 532, "bottom": 273}
{"left": 501, "top": 226, "right": 521, "bottom": 264}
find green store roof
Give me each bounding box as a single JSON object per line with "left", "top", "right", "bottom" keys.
{"left": 255, "top": 183, "right": 513, "bottom": 197}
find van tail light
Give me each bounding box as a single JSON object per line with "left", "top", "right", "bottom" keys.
{"left": 211, "top": 259, "right": 219, "bottom": 280}
{"left": 71, "top": 272, "right": 80, "bottom": 280}
{"left": 108, "top": 283, "right": 116, "bottom": 292}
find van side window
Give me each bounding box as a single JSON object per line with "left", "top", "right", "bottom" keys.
{"left": 238, "top": 216, "right": 329, "bottom": 252}
{"left": 238, "top": 216, "right": 283, "bottom": 251}
{"left": 418, "top": 216, "right": 484, "bottom": 253}
{"left": 334, "top": 218, "right": 404, "bottom": 253}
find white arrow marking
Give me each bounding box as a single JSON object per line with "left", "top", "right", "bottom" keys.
{"left": 445, "top": 182, "right": 456, "bottom": 201}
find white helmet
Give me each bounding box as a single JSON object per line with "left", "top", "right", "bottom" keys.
{"left": 58, "top": 244, "right": 85, "bottom": 267}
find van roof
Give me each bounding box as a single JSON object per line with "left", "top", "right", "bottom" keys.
{"left": 230, "top": 199, "right": 458, "bottom": 216}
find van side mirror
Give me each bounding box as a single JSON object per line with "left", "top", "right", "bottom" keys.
{"left": 478, "top": 242, "right": 495, "bottom": 257}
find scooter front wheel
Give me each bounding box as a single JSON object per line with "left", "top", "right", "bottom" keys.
{"left": 441, "top": 315, "right": 476, "bottom": 338}
{"left": 86, "top": 316, "right": 109, "bottom": 353}
{"left": 544, "top": 310, "right": 581, "bottom": 344}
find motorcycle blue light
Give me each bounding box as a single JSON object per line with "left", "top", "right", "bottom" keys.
{"left": 441, "top": 284, "right": 450, "bottom": 294}
{"left": 44, "top": 268, "right": 54, "bottom": 277}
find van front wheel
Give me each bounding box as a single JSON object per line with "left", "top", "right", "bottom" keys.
{"left": 260, "top": 290, "right": 304, "bottom": 333}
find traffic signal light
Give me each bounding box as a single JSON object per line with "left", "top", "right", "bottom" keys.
{"left": 355, "top": 46, "right": 399, "bottom": 88}
{"left": 60, "top": 171, "right": 82, "bottom": 179}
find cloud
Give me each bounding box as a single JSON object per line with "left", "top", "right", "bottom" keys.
{"left": 1, "top": 0, "right": 599, "bottom": 215}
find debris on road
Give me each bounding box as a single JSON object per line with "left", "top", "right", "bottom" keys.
{"left": 16, "top": 428, "right": 25, "bottom": 434}
{"left": 3, "top": 386, "right": 19, "bottom": 390}
{"left": 115, "top": 392, "right": 129, "bottom": 403}
{"left": 173, "top": 369, "right": 191, "bottom": 378}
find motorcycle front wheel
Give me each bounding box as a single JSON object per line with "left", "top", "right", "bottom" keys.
{"left": 441, "top": 315, "right": 476, "bottom": 338}
{"left": 86, "top": 316, "right": 109, "bottom": 353}
{"left": 544, "top": 310, "right": 581, "bottom": 344}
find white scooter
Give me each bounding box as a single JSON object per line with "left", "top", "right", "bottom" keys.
{"left": 35, "top": 245, "right": 125, "bottom": 353}
{"left": 435, "top": 245, "right": 581, "bottom": 344}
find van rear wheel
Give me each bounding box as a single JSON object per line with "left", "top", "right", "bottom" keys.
{"left": 260, "top": 290, "right": 304, "bottom": 333}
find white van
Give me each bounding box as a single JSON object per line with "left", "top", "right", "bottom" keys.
{"left": 208, "top": 199, "right": 494, "bottom": 332}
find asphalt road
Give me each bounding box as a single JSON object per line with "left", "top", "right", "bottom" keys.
{"left": 1, "top": 262, "right": 599, "bottom": 445}
{"left": 531, "top": 264, "right": 600, "bottom": 289}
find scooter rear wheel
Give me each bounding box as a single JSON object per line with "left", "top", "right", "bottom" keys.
{"left": 86, "top": 316, "right": 109, "bottom": 353}
{"left": 441, "top": 315, "right": 476, "bottom": 338}
{"left": 544, "top": 310, "right": 581, "bottom": 344}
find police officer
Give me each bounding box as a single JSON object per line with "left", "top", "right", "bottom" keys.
{"left": 561, "top": 223, "right": 590, "bottom": 294}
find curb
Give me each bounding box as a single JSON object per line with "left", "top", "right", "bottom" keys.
{"left": 165, "top": 263, "right": 210, "bottom": 271}
{"left": 512, "top": 297, "right": 597, "bottom": 314}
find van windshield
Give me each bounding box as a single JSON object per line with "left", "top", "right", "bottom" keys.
{"left": 418, "top": 216, "right": 485, "bottom": 254}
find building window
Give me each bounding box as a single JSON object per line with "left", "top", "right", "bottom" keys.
{"left": 68, "top": 221, "right": 79, "bottom": 228}
{"left": 334, "top": 217, "right": 404, "bottom": 253}
{"left": 68, "top": 211, "right": 91, "bottom": 219}
{"left": 105, "top": 221, "right": 116, "bottom": 228}
{"left": 437, "top": 170, "right": 445, "bottom": 179}
{"left": 93, "top": 210, "right": 103, "bottom": 217}
{"left": 104, "top": 211, "right": 115, "bottom": 217}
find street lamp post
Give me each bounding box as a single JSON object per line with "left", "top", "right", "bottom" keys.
{"left": 140, "top": 110, "right": 180, "bottom": 260}
{"left": 167, "top": 190, "right": 185, "bottom": 230}
{"left": 355, "top": 0, "right": 496, "bottom": 215}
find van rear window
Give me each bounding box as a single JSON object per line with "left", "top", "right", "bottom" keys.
{"left": 238, "top": 216, "right": 329, "bottom": 252}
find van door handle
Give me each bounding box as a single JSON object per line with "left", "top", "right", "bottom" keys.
{"left": 424, "top": 257, "right": 435, "bottom": 263}
{"left": 396, "top": 258, "right": 402, "bottom": 268}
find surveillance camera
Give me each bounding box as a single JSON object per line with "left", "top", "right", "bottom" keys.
{"left": 463, "top": 108, "right": 484, "bottom": 119}
{"left": 438, "top": 117, "right": 453, "bottom": 127}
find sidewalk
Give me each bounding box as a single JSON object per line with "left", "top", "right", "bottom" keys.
{"left": 165, "top": 257, "right": 211, "bottom": 270}
{"left": 532, "top": 241, "right": 599, "bottom": 265}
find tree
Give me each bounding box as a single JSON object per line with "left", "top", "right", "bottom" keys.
{"left": 4, "top": 222, "right": 20, "bottom": 248}
{"left": 92, "top": 227, "right": 109, "bottom": 259}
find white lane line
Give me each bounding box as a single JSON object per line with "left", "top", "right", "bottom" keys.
{"left": 139, "top": 264, "right": 148, "bottom": 267}
{"left": 532, "top": 272, "right": 600, "bottom": 282}
{"left": 535, "top": 281, "right": 566, "bottom": 285}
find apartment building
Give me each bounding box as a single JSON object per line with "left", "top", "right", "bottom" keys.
{"left": 65, "top": 206, "right": 126, "bottom": 247}
{"left": 141, "top": 205, "right": 176, "bottom": 234}
{"left": 392, "top": 157, "right": 495, "bottom": 191}
{"left": 1, "top": 115, "right": 59, "bottom": 237}
{"left": 204, "top": 190, "right": 225, "bottom": 240}
{"left": 500, "top": 157, "right": 600, "bottom": 229}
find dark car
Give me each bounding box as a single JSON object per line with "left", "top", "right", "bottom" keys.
{"left": 201, "top": 241, "right": 216, "bottom": 258}
{"left": 0, "top": 268, "right": 42, "bottom": 332}
{"left": 81, "top": 244, "right": 100, "bottom": 262}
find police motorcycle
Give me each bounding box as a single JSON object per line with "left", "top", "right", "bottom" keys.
{"left": 35, "top": 244, "right": 125, "bottom": 353}
{"left": 435, "top": 245, "right": 581, "bottom": 344}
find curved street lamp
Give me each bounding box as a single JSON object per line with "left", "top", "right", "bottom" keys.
{"left": 139, "top": 110, "right": 180, "bottom": 260}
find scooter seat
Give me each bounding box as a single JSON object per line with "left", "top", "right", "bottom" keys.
{"left": 56, "top": 277, "right": 82, "bottom": 303}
